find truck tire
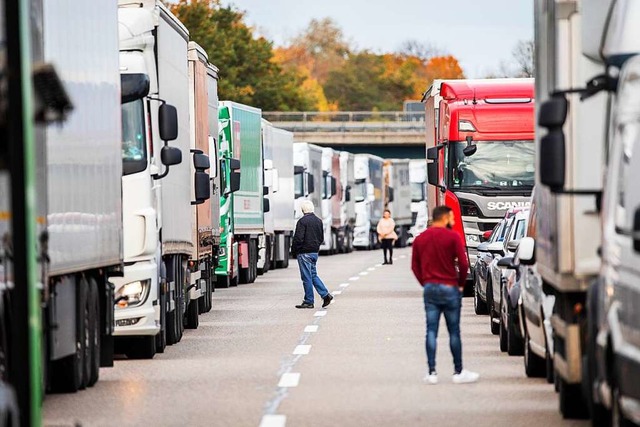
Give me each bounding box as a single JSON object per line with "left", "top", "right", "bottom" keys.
{"left": 473, "top": 275, "right": 488, "bottom": 315}
{"left": 124, "top": 336, "right": 156, "bottom": 360}
{"left": 258, "top": 236, "right": 271, "bottom": 275}
{"left": 185, "top": 298, "right": 199, "bottom": 330}
{"left": 80, "top": 277, "right": 92, "bottom": 389}
{"left": 215, "top": 274, "right": 230, "bottom": 289}
{"left": 559, "top": 379, "right": 589, "bottom": 419}
{"left": 156, "top": 281, "right": 167, "bottom": 353}
{"left": 250, "top": 240, "right": 258, "bottom": 283}
{"left": 166, "top": 256, "right": 183, "bottom": 345}
{"left": 87, "top": 278, "right": 100, "bottom": 387}
{"left": 524, "top": 329, "right": 546, "bottom": 378}
{"left": 50, "top": 277, "right": 86, "bottom": 392}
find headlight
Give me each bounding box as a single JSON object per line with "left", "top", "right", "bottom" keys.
{"left": 466, "top": 234, "right": 479, "bottom": 244}
{"left": 115, "top": 280, "right": 150, "bottom": 309}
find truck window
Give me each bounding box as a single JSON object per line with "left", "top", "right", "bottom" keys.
{"left": 294, "top": 171, "right": 304, "bottom": 198}
{"left": 514, "top": 219, "right": 526, "bottom": 240}
{"left": 411, "top": 182, "right": 425, "bottom": 202}
{"left": 448, "top": 140, "right": 535, "bottom": 192}
{"left": 323, "top": 173, "right": 331, "bottom": 199}
{"left": 354, "top": 179, "right": 367, "bottom": 202}
{"left": 121, "top": 99, "right": 147, "bottom": 175}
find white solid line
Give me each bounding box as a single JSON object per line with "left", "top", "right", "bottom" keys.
{"left": 293, "top": 345, "right": 311, "bottom": 355}
{"left": 349, "top": 276, "right": 360, "bottom": 281}
{"left": 304, "top": 325, "right": 319, "bottom": 333}
{"left": 278, "top": 373, "right": 300, "bottom": 388}
{"left": 359, "top": 271, "right": 368, "bottom": 276}
{"left": 367, "top": 267, "right": 376, "bottom": 271}
{"left": 314, "top": 310, "right": 327, "bottom": 317}
{"left": 333, "top": 290, "right": 342, "bottom": 295}
{"left": 260, "top": 415, "right": 287, "bottom": 427}
{"left": 339, "top": 283, "right": 349, "bottom": 288}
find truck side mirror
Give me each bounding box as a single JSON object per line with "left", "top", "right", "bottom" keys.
{"left": 634, "top": 207, "right": 640, "bottom": 253}
{"left": 538, "top": 95, "right": 568, "bottom": 192}
{"left": 345, "top": 185, "right": 351, "bottom": 202}
{"left": 161, "top": 145, "right": 181, "bottom": 166}
{"left": 263, "top": 186, "right": 269, "bottom": 196}
{"left": 263, "top": 197, "right": 271, "bottom": 213}
{"left": 388, "top": 187, "right": 395, "bottom": 203}
{"left": 517, "top": 237, "right": 536, "bottom": 265}
{"left": 159, "top": 104, "right": 178, "bottom": 142}
{"left": 192, "top": 171, "right": 210, "bottom": 205}
{"left": 427, "top": 162, "right": 439, "bottom": 187}
{"left": 307, "top": 173, "right": 315, "bottom": 194}
{"left": 230, "top": 171, "right": 241, "bottom": 193}
{"left": 331, "top": 177, "right": 337, "bottom": 197}
{"left": 193, "top": 152, "right": 210, "bottom": 170}
{"left": 229, "top": 158, "right": 240, "bottom": 171}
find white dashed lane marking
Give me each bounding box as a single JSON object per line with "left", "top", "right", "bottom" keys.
{"left": 304, "top": 325, "right": 319, "bottom": 333}
{"left": 314, "top": 311, "right": 327, "bottom": 317}
{"left": 259, "top": 415, "right": 286, "bottom": 427}
{"left": 367, "top": 267, "right": 376, "bottom": 271}
{"left": 278, "top": 373, "right": 300, "bottom": 388}
{"left": 333, "top": 290, "right": 342, "bottom": 295}
{"left": 339, "top": 283, "right": 349, "bottom": 288}
{"left": 359, "top": 272, "right": 368, "bottom": 276}
{"left": 349, "top": 276, "right": 360, "bottom": 281}
{"left": 293, "top": 345, "right": 311, "bottom": 355}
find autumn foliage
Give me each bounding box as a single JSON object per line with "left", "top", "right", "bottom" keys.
{"left": 172, "top": 1, "right": 465, "bottom": 111}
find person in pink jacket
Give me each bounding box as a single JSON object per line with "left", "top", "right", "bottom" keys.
{"left": 377, "top": 209, "right": 398, "bottom": 264}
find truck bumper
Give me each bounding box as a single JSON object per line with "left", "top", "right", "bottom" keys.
{"left": 112, "top": 261, "right": 159, "bottom": 337}
{"left": 353, "top": 225, "right": 369, "bottom": 247}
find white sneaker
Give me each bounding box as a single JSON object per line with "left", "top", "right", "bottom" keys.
{"left": 452, "top": 369, "right": 479, "bottom": 384}
{"left": 423, "top": 371, "right": 438, "bottom": 385}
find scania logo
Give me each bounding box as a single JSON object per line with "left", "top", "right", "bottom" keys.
{"left": 486, "top": 201, "right": 531, "bottom": 211}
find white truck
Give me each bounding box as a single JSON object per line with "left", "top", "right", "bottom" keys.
{"left": 116, "top": 0, "right": 205, "bottom": 358}
{"left": 339, "top": 151, "right": 356, "bottom": 252}
{"left": 408, "top": 159, "right": 428, "bottom": 244}
{"left": 320, "top": 148, "right": 340, "bottom": 254}
{"left": 353, "top": 154, "right": 384, "bottom": 250}
{"left": 0, "top": 0, "right": 122, "bottom": 393}
{"left": 293, "top": 143, "right": 323, "bottom": 221}
{"left": 383, "top": 159, "right": 412, "bottom": 247}
{"left": 261, "top": 120, "right": 295, "bottom": 271}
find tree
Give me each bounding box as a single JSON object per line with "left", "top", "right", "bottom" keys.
{"left": 170, "top": 0, "right": 313, "bottom": 111}
{"left": 513, "top": 40, "right": 535, "bottom": 78}
{"left": 398, "top": 40, "right": 442, "bottom": 62}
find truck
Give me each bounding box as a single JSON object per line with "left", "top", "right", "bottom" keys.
{"left": 383, "top": 159, "right": 412, "bottom": 247}
{"left": 339, "top": 151, "right": 356, "bottom": 252}
{"left": 320, "top": 147, "right": 340, "bottom": 254}
{"left": 261, "top": 120, "right": 295, "bottom": 271}
{"left": 533, "top": 0, "right": 640, "bottom": 421}
{"left": 187, "top": 42, "right": 219, "bottom": 322}
{"left": 293, "top": 143, "right": 323, "bottom": 222}
{"left": 353, "top": 154, "right": 384, "bottom": 250}
{"left": 424, "top": 79, "right": 535, "bottom": 279}
{"left": 116, "top": 0, "right": 209, "bottom": 358}
{"left": 0, "top": 0, "right": 122, "bottom": 395}
{"left": 408, "top": 159, "right": 428, "bottom": 244}
{"left": 216, "top": 102, "right": 264, "bottom": 285}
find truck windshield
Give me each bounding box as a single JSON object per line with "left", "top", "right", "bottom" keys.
{"left": 121, "top": 99, "right": 147, "bottom": 176}
{"left": 449, "top": 140, "right": 534, "bottom": 192}
{"left": 411, "top": 182, "right": 425, "bottom": 202}
{"left": 294, "top": 171, "right": 304, "bottom": 198}
{"left": 354, "top": 179, "right": 367, "bottom": 202}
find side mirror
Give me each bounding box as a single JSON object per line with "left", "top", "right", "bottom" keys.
{"left": 229, "top": 158, "right": 241, "bottom": 171}
{"left": 345, "top": 185, "right": 351, "bottom": 202}
{"left": 263, "top": 197, "right": 271, "bottom": 213}
{"left": 159, "top": 104, "right": 178, "bottom": 142}
{"left": 161, "top": 145, "right": 181, "bottom": 166}
{"left": 192, "top": 171, "right": 210, "bottom": 205}
{"left": 497, "top": 256, "right": 516, "bottom": 269}
{"left": 507, "top": 239, "right": 520, "bottom": 252}
{"left": 263, "top": 186, "right": 269, "bottom": 196}
{"left": 331, "top": 177, "right": 337, "bottom": 197}
{"left": 481, "top": 230, "right": 493, "bottom": 242}
{"left": 538, "top": 95, "right": 568, "bottom": 192}
{"left": 294, "top": 165, "right": 304, "bottom": 174}
{"left": 517, "top": 237, "right": 536, "bottom": 265}
{"left": 193, "top": 152, "right": 210, "bottom": 170}
{"left": 427, "top": 161, "right": 439, "bottom": 187}
{"left": 487, "top": 242, "right": 505, "bottom": 256}
{"left": 388, "top": 187, "right": 395, "bottom": 203}
{"left": 307, "top": 173, "right": 315, "bottom": 194}
{"left": 538, "top": 95, "right": 568, "bottom": 128}
{"left": 633, "top": 207, "right": 640, "bottom": 253}
{"left": 426, "top": 146, "right": 439, "bottom": 161}
{"left": 463, "top": 136, "right": 477, "bottom": 157}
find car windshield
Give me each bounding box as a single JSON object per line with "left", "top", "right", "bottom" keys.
{"left": 495, "top": 220, "right": 510, "bottom": 242}
{"left": 354, "top": 179, "right": 367, "bottom": 202}
{"left": 411, "top": 182, "right": 425, "bottom": 202}
{"left": 121, "top": 99, "right": 147, "bottom": 175}
{"left": 294, "top": 172, "right": 304, "bottom": 198}
{"left": 449, "top": 140, "right": 534, "bottom": 191}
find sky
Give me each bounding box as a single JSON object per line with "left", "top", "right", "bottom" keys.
{"left": 224, "top": 0, "right": 534, "bottom": 78}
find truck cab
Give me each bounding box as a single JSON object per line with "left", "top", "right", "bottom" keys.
{"left": 339, "top": 151, "right": 356, "bottom": 252}
{"left": 320, "top": 147, "right": 340, "bottom": 254}
{"left": 293, "top": 143, "right": 323, "bottom": 221}
{"left": 408, "top": 159, "right": 428, "bottom": 244}
{"left": 353, "top": 154, "right": 384, "bottom": 250}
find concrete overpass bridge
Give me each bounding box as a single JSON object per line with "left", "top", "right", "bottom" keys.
{"left": 263, "top": 111, "right": 426, "bottom": 159}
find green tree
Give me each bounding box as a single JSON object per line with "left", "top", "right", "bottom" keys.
{"left": 171, "top": 0, "right": 312, "bottom": 111}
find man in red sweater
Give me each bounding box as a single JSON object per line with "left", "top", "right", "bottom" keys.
{"left": 412, "top": 205, "right": 479, "bottom": 385}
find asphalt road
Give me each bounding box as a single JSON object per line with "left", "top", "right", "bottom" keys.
{"left": 44, "top": 248, "right": 588, "bottom": 427}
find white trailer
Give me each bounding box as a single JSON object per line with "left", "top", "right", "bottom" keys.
{"left": 408, "top": 159, "right": 428, "bottom": 244}
{"left": 384, "top": 159, "right": 412, "bottom": 247}
{"left": 293, "top": 143, "right": 323, "bottom": 221}
{"left": 115, "top": 0, "right": 195, "bottom": 357}
{"left": 353, "top": 154, "right": 384, "bottom": 250}
{"left": 339, "top": 151, "right": 356, "bottom": 252}
{"left": 320, "top": 148, "right": 340, "bottom": 254}
{"left": 261, "top": 120, "right": 295, "bottom": 270}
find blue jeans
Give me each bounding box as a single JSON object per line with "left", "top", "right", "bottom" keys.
{"left": 297, "top": 253, "right": 329, "bottom": 304}
{"left": 423, "top": 283, "right": 463, "bottom": 374}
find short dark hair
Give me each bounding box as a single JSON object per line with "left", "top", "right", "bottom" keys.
{"left": 432, "top": 206, "right": 452, "bottom": 222}
{"left": 384, "top": 209, "right": 391, "bottom": 214}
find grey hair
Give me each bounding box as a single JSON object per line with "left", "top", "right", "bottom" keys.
{"left": 301, "top": 200, "right": 315, "bottom": 214}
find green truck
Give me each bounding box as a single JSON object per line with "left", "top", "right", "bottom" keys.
{"left": 215, "top": 102, "right": 265, "bottom": 286}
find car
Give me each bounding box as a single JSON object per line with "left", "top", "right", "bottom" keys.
{"left": 498, "top": 253, "right": 525, "bottom": 357}
{"left": 487, "top": 208, "right": 529, "bottom": 336}
{"left": 473, "top": 219, "right": 508, "bottom": 315}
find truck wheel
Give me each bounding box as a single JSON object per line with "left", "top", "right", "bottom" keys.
{"left": 507, "top": 300, "right": 524, "bottom": 356}
{"left": 185, "top": 298, "right": 199, "bottom": 330}
{"left": 87, "top": 278, "right": 100, "bottom": 387}
{"left": 559, "top": 378, "right": 589, "bottom": 419}
{"left": 156, "top": 281, "right": 167, "bottom": 353}
{"left": 524, "top": 329, "right": 546, "bottom": 377}
{"left": 166, "top": 256, "right": 181, "bottom": 345}
{"left": 215, "top": 274, "right": 230, "bottom": 289}
{"left": 125, "top": 336, "right": 156, "bottom": 360}
{"left": 474, "top": 275, "right": 488, "bottom": 315}
{"left": 80, "top": 277, "right": 92, "bottom": 389}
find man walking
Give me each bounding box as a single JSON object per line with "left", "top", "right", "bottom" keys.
{"left": 411, "top": 206, "right": 479, "bottom": 384}
{"left": 291, "top": 200, "right": 333, "bottom": 309}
